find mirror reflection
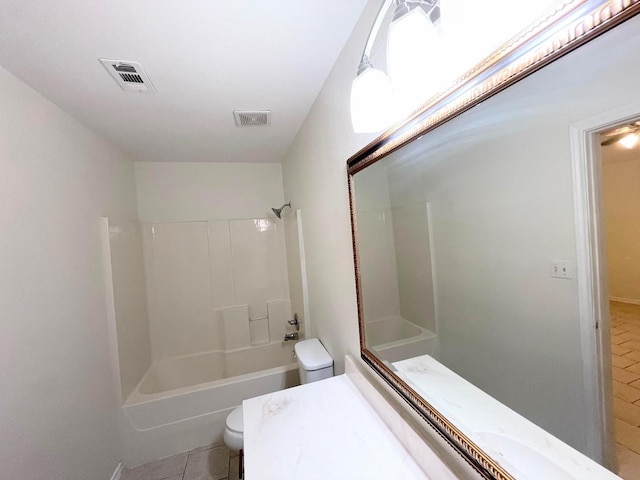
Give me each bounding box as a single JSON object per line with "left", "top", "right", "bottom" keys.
{"left": 351, "top": 11, "right": 640, "bottom": 478}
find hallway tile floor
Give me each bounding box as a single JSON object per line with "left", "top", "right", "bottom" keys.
{"left": 611, "top": 301, "right": 640, "bottom": 480}
{"left": 121, "top": 444, "right": 241, "bottom": 480}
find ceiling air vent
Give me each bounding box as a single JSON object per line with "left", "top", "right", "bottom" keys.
{"left": 99, "top": 59, "right": 156, "bottom": 94}
{"left": 234, "top": 110, "right": 271, "bottom": 127}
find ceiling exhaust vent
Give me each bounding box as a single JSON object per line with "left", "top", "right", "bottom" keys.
{"left": 234, "top": 110, "right": 271, "bottom": 127}
{"left": 99, "top": 59, "right": 156, "bottom": 93}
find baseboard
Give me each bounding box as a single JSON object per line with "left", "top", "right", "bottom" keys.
{"left": 110, "top": 462, "right": 122, "bottom": 480}
{"left": 610, "top": 296, "right": 640, "bottom": 306}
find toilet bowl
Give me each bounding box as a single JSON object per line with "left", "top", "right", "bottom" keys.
{"left": 223, "top": 406, "right": 244, "bottom": 452}
{"left": 222, "top": 338, "right": 333, "bottom": 454}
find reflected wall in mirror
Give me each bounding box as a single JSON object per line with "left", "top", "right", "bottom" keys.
{"left": 348, "top": 1, "right": 640, "bottom": 479}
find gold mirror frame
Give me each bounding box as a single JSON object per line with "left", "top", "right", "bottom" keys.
{"left": 347, "top": 1, "right": 640, "bottom": 479}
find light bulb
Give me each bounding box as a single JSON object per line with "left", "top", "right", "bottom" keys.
{"left": 619, "top": 133, "right": 639, "bottom": 149}
{"left": 350, "top": 66, "right": 398, "bottom": 133}
{"left": 387, "top": 5, "right": 443, "bottom": 110}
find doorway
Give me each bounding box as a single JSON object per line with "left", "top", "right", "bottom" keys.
{"left": 571, "top": 104, "right": 640, "bottom": 479}
{"left": 600, "top": 123, "right": 640, "bottom": 479}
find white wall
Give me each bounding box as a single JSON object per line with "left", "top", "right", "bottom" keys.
{"left": 135, "top": 162, "right": 285, "bottom": 222}
{"left": 281, "top": 0, "right": 640, "bottom": 459}
{"left": 280, "top": 0, "right": 383, "bottom": 374}
{"left": 603, "top": 147, "right": 640, "bottom": 304}
{"left": 0, "top": 66, "right": 138, "bottom": 479}
{"left": 278, "top": 6, "right": 476, "bottom": 476}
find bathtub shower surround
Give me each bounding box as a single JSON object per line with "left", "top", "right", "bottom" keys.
{"left": 356, "top": 199, "right": 439, "bottom": 360}
{"left": 142, "top": 217, "right": 293, "bottom": 361}
{"left": 104, "top": 214, "right": 303, "bottom": 466}
{"left": 106, "top": 218, "right": 153, "bottom": 401}
{"left": 354, "top": 163, "right": 438, "bottom": 357}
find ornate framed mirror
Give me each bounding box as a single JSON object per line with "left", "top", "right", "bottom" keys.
{"left": 347, "top": 1, "right": 640, "bottom": 478}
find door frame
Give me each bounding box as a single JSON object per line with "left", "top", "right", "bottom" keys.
{"left": 570, "top": 100, "right": 640, "bottom": 468}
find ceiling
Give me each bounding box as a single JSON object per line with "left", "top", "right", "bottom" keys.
{"left": 0, "top": 0, "right": 368, "bottom": 163}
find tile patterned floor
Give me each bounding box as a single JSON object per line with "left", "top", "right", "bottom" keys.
{"left": 610, "top": 301, "right": 640, "bottom": 480}
{"left": 121, "top": 444, "right": 241, "bottom": 480}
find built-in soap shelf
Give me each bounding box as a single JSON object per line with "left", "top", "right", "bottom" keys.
{"left": 249, "top": 316, "right": 269, "bottom": 345}
{"left": 220, "top": 299, "right": 294, "bottom": 349}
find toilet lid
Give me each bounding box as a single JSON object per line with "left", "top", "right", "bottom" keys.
{"left": 226, "top": 406, "right": 243, "bottom": 434}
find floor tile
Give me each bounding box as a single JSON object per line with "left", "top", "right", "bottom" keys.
{"left": 613, "top": 326, "right": 631, "bottom": 335}
{"left": 622, "top": 324, "right": 640, "bottom": 335}
{"left": 614, "top": 344, "right": 634, "bottom": 356}
{"left": 613, "top": 366, "right": 640, "bottom": 385}
{"left": 228, "top": 455, "right": 240, "bottom": 480}
{"left": 627, "top": 363, "right": 640, "bottom": 374}
{"left": 121, "top": 466, "right": 144, "bottom": 480}
{"left": 615, "top": 397, "right": 640, "bottom": 427}
{"left": 615, "top": 332, "right": 640, "bottom": 343}
{"left": 184, "top": 445, "right": 230, "bottom": 480}
{"left": 614, "top": 356, "right": 638, "bottom": 369}
{"left": 614, "top": 335, "right": 634, "bottom": 345}
{"left": 617, "top": 443, "right": 640, "bottom": 480}
{"left": 616, "top": 418, "right": 640, "bottom": 455}
{"left": 627, "top": 351, "right": 640, "bottom": 362}
{"left": 620, "top": 340, "right": 640, "bottom": 351}
{"left": 142, "top": 452, "right": 188, "bottom": 480}
{"left": 614, "top": 381, "right": 640, "bottom": 403}
{"left": 189, "top": 444, "right": 217, "bottom": 455}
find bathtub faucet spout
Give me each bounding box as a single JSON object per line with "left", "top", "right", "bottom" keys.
{"left": 284, "top": 332, "right": 298, "bottom": 341}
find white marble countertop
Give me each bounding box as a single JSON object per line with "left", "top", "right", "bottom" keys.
{"left": 394, "top": 355, "right": 621, "bottom": 480}
{"left": 243, "top": 374, "right": 429, "bottom": 480}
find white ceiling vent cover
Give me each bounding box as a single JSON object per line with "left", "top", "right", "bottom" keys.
{"left": 234, "top": 111, "right": 271, "bottom": 127}
{"left": 99, "top": 59, "right": 156, "bottom": 93}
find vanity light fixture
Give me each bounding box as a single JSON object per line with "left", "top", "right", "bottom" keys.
{"left": 350, "top": 0, "right": 441, "bottom": 133}
{"left": 619, "top": 132, "right": 640, "bottom": 149}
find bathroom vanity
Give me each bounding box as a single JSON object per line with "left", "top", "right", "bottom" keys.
{"left": 243, "top": 355, "right": 621, "bottom": 479}
{"left": 243, "top": 371, "right": 429, "bottom": 479}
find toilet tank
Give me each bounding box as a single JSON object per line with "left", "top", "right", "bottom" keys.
{"left": 294, "top": 338, "right": 334, "bottom": 384}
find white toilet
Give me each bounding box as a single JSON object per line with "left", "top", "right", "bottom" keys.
{"left": 222, "top": 338, "right": 333, "bottom": 454}
{"left": 223, "top": 405, "right": 244, "bottom": 452}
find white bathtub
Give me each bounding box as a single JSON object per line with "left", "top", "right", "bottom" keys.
{"left": 365, "top": 316, "right": 437, "bottom": 363}
{"left": 121, "top": 341, "right": 299, "bottom": 467}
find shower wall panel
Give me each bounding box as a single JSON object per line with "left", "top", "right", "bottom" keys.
{"left": 143, "top": 222, "right": 217, "bottom": 360}
{"left": 283, "top": 214, "right": 305, "bottom": 335}
{"left": 143, "top": 218, "right": 290, "bottom": 361}
{"left": 391, "top": 202, "right": 437, "bottom": 332}
{"left": 229, "top": 218, "right": 289, "bottom": 319}
{"left": 107, "top": 219, "right": 152, "bottom": 400}
{"left": 208, "top": 221, "right": 236, "bottom": 310}
{"left": 356, "top": 210, "right": 402, "bottom": 323}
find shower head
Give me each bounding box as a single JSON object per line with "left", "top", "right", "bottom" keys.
{"left": 271, "top": 202, "right": 291, "bottom": 219}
